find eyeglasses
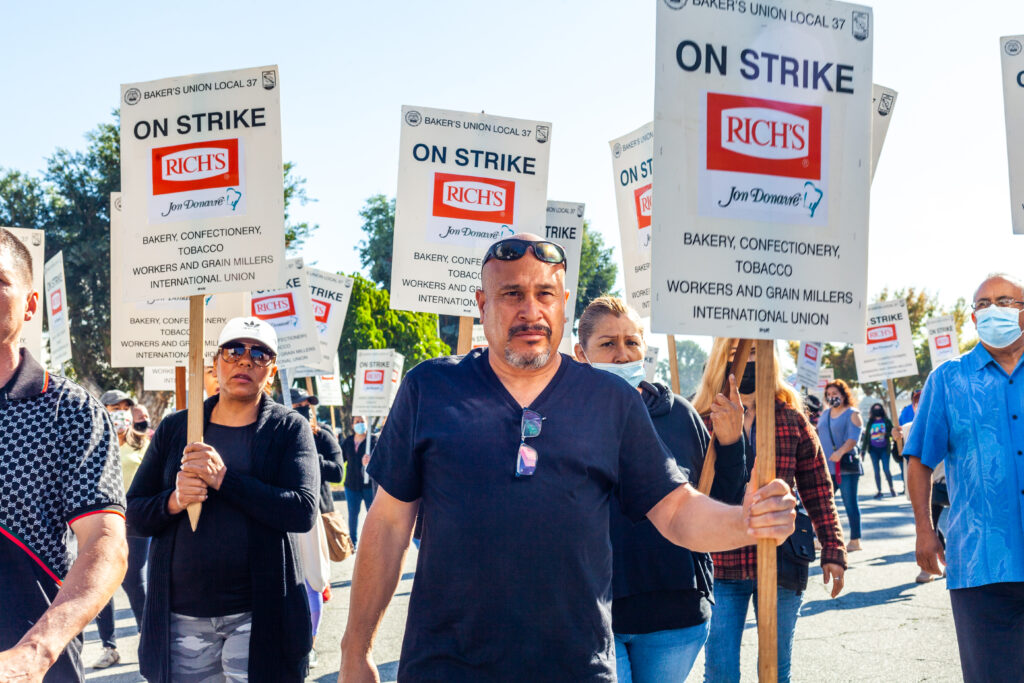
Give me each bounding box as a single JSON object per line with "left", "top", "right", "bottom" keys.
{"left": 972, "top": 297, "right": 1024, "bottom": 311}
{"left": 483, "top": 238, "right": 567, "bottom": 269}
{"left": 219, "top": 342, "right": 276, "bottom": 367}
{"left": 516, "top": 409, "right": 544, "bottom": 477}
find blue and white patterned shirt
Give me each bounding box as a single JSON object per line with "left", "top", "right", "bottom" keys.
{"left": 904, "top": 344, "right": 1024, "bottom": 590}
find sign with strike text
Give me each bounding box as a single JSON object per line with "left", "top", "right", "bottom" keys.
{"left": 926, "top": 315, "right": 960, "bottom": 366}
{"left": 390, "top": 106, "right": 552, "bottom": 317}
{"left": 119, "top": 65, "right": 285, "bottom": 299}
{"left": 251, "top": 258, "right": 321, "bottom": 370}
{"left": 351, "top": 349, "right": 405, "bottom": 417}
{"left": 816, "top": 366, "right": 835, "bottom": 395}
{"left": 854, "top": 299, "right": 918, "bottom": 383}
{"left": 1001, "top": 35, "right": 1024, "bottom": 234}
{"left": 109, "top": 194, "right": 250, "bottom": 366}
{"left": 652, "top": 0, "right": 873, "bottom": 341}
{"left": 870, "top": 84, "right": 897, "bottom": 180}
{"left": 609, "top": 122, "right": 654, "bottom": 317}
{"left": 795, "top": 341, "right": 823, "bottom": 390}
{"left": 315, "top": 355, "right": 344, "bottom": 406}
{"left": 292, "top": 268, "right": 354, "bottom": 376}
{"left": 644, "top": 345, "right": 660, "bottom": 383}
{"left": 44, "top": 252, "right": 72, "bottom": 367}
{"left": 3, "top": 228, "right": 45, "bottom": 359}
{"left": 471, "top": 324, "right": 488, "bottom": 350}
{"left": 545, "top": 201, "right": 585, "bottom": 352}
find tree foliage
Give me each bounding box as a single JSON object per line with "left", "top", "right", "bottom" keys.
{"left": 655, "top": 338, "right": 708, "bottom": 399}
{"left": 357, "top": 194, "right": 395, "bottom": 289}
{"left": 0, "top": 112, "right": 316, "bottom": 419}
{"left": 573, "top": 221, "right": 618, "bottom": 330}
{"left": 335, "top": 273, "right": 448, "bottom": 419}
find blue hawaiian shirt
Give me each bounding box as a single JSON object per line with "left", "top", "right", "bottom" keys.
{"left": 904, "top": 344, "right": 1024, "bottom": 590}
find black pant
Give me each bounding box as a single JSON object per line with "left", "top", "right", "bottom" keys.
{"left": 949, "top": 581, "right": 1024, "bottom": 683}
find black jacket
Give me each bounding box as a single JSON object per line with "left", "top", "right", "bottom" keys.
{"left": 126, "top": 394, "right": 319, "bottom": 683}
{"left": 340, "top": 435, "right": 370, "bottom": 489}
{"left": 313, "top": 426, "right": 344, "bottom": 513}
{"left": 610, "top": 381, "right": 747, "bottom": 633}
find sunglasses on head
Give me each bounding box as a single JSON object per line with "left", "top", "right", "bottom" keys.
{"left": 483, "top": 238, "right": 567, "bottom": 269}
{"left": 219, "top": 342, "right": 276, "bottom": 368}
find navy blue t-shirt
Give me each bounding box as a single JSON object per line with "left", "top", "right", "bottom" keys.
{"left": 368, "top": 350, "right": 689, "bottom": 681}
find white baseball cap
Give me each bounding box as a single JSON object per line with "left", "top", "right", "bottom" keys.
{"left": 217, "top": 317, "right": 279, "bottom": 355}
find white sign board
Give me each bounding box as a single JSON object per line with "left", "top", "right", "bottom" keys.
{"left": 651, "top": 0, "right": 873, "bottom": 342}
{"left": 817, "top": 366, "right": 835, "bottom": 395}
{"left": 545, "top": 201, "right": 585, "bottom": 352}
{"left": 315, "top": 354, "right": 344, "bottom": 406}
{"left": 143, "top": 366, "right": 182, "bottom": 392}
{"left": 351, "top": 349, "right": 405, "bottom": 417}
{"left": 471, "top": 324, "right": 488, "bottom": 350}
{"left": 854, "top": 299, "right": 918, "bottom": 383}
{"left": 390, "top": 106, "right": 552, "bottom": 317}
{"left": 644, "top": 345, "right": 660, "bottom": 383}
{"left": 3, "top": 228, "right": 45, "bottom": 359}
{"left": 293, "top": 268, "right": 354, "bottom": 377}
{"left": 1001, "top": 36, "right": 1024, "bottom": 234}
{"left": 796, "top": 341, "right": 823, "bottom": 390}
{"left": 43, "top": 252, "right": 72, "bottom": 367}
{"left": 119, "top": 65, "right": 285, "bottom": 299}
{"left": 870, "top": 84, "right": 897, "bottom": 180}
{"left": 926, "top": 315, "right": 960, "bottom": 366}
{"left": 609, "top": 122, "right": 654, "bottom": 317}
{"left": 109, "top": 194, "right": 251, "bottom": 367}
{"left": 251, "top": 258, "right": 322, "bottom": 370}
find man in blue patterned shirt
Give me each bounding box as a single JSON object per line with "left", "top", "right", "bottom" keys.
{"left": 0, "top": 229, "right": 127, "bottom": 682}
{"left": 906, "top": 273, "right": 1024, "bottom": 682}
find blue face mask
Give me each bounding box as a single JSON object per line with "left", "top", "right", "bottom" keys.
{"left": 354, "top": 422, "right": 367, "bottom": 435}
{"left": 975, "top": 305, "right": 1023, "bottom": 349}
{"left": 590, "top": 360, "right": 646, "bottom": 388}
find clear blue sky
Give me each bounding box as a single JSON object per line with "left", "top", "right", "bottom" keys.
{"left": 3, "top": 0, "right": 1024, "bottom": 351}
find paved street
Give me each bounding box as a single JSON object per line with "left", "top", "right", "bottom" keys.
{"left": 84, "top": 483, "right": 962, "bottom": 682}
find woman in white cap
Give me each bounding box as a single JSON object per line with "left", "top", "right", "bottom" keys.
{"left": 127, "top": 317, "right": 319, "bottom": 682}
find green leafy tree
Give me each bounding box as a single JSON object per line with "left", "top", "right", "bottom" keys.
{"left": 0, "top": 112, "right": 316, "bottom": 419}
{"left": 357, "top": 194, "right": 396, "bottom": 289}
{"left": 335, "top": 273, "right": 448, "bottom": 424}
{"left": 655, "top": 339, "right": 708, "bottom": 398}
{"left": 574, "top": 221, "right": 618, "bottom": 329}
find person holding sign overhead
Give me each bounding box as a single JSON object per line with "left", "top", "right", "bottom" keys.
{"left": 905, "top": 274, "right": 1024, "bottom": 682}
{"left": 817, "top": 380, "right": 865, "bottom": 552}
{"left": 339, "top": 234, "right": 797, "bottom": 682}
{"left": 127, "top": 317, "right": 319, "bottom": 683}
{"left": 573, "top": 296, "right": 747, "bottom": 683}
{"left": 695, "top": 340, "right": 846, "bottom": 683}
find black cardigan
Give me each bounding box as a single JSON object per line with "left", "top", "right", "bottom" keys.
{"left": 610, "top": 382, "right": 747, "bottom": 632}
{"left": 126, "top": 394, "right": 319, "bottom": 683}
{"left": 313, "top": 426, "right": 344, "bottom": 513}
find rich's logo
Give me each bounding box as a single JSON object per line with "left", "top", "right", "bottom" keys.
{"left": 364, "top": 369, "right": 385, "bottom": 385}
{"left": 866, "top": 324, "right": 897, "bottom": 344}
{"left": 634, "top": 184, "right": 652, "bottom": 229}
{"left": 804, "top": 344, "right": 818, "bottom": 361}
{"left": 50, "top": 290, "right": 63, "bottom": 315}
{"left": 151, "top": 139, "right": 240, "bottom": 195}
{"left": 252, "top": 293, "right": 296, "bottom": 319}
{"left": 935, "top": 334, "right": 952, "bottom": 349}
{"left": 707, "top": 93, "right": 822, "bottom": 180}
{"left": 432, "top": 173, "right": 515, "bottom": 224}
{"left": 311, "top": 299, "right": 330, "bottom": 324}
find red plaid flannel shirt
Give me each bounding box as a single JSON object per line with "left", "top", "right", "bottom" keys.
{"left": 709, "top": 399, "right": 847, "bottom": 580}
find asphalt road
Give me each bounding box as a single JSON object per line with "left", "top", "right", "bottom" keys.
{"left": 83, "top": 482, "right": 962, "bottom": 682}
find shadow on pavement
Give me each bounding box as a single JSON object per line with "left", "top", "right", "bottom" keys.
{"left": 799, "top": 581, "right": 919, "bottom": 617}
{"left": 331, "top": 571, "right": 415, "bottom": 591}
{"left": 316, "top": 660, "right": 398, "bottom": 682}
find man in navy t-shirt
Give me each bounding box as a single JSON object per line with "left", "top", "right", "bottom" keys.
{"left": 339, "top": 234, "right": 797, "bottom": 682}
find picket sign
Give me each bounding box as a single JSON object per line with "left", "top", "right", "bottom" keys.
{"left": 666, "top": 335, "right": 681, "bottom": 395}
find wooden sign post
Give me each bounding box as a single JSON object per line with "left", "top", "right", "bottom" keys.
{"left": 457, "top": 316, "right": 474, "bottom": 355}
{"left": 754, "top": 339, "right": 779, "bottom": 682}
{"left": 666, "top": 335, "right": 681, "bottom": 395}
{"left": 305, "top": 376, "right": 318, "bottom": 430}
{"left": 886, "top": 378, "right": 904, "bottom": 455}
{"left": 185, "top": 295, "right": 205, "bottom": 531}
{"left": 175, "top": 366, "right": 186, "bottom": 411}
{"left": 697, "top": 338, "right": 753, "bottom": 495}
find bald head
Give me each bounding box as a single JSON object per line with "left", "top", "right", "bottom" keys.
{"left": 974, "top": 273, "right": 1024, "bottom": 304}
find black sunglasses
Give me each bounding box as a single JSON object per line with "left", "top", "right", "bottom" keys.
{"left": 219, "top": 342, "right": 276, "bottom": 368}
{"left": 483, "top": 238, "right": 567, "bottom": 269}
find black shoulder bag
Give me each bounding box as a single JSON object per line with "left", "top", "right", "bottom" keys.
{"left": 778, "top": 499, "right": 816, "bottom": 593}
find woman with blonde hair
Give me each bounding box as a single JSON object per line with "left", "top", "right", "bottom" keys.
{"left": 695, "top": 339, "right": 846, "bottom": 683}
{"left": 574, "top": 296, "right": 748, "bottom": 682}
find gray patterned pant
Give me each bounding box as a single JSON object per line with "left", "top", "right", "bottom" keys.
{"left": 169, "top": 612, "right": 252, "bottom": 682}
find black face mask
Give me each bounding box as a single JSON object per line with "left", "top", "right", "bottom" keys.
{"left": 134, "top": 421, "right": 149, "bottom": 432}
{"left": 295, "top": 405, "right": 311, "bottom": 421}
{"left": 738, "top": 363, "right": 757, "bottom": 394}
